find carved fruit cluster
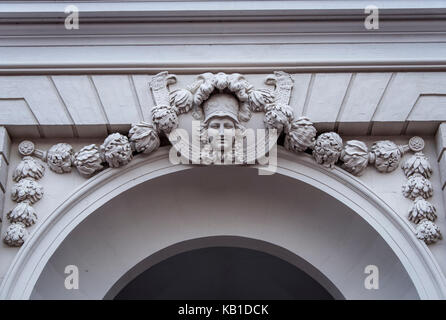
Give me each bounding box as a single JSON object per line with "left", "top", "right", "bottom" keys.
{"left": 416, "top": 220, "right": 442, "bottom": 245}
{"left": 5, "top": 155, "right": 45, "bottom": 247}
{"left": 47, "top": 143, "right": 74, "bottom": 173}
{"left": 313, "top": 132, "right": 343, "bottom": 168}
{"left": 9, "top": 123, "right": 163, "bottom": 245}
{"left": 340, "top": 140, "right": 369, "bottom": 176}
{"left": 4, "top": 222, "right": 28, "bottom": 247}
{"left": 73, "top": 144, "right": 104, "bottom": 176}
{"left": 401, "top": 151, "right": 441, "bottom": 245}
{"left": 100, "top": 133, "right": 133, "bottom": 168}
{"left": 128, "top": 122, "right": 160, "bottom": 154}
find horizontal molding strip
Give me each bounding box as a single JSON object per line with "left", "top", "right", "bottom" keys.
{"left": 2, "top": 63, "right": 446, "bottom": 75}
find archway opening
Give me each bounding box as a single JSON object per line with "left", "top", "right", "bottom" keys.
{"left": 29, "top": 164, "right": 418, "bottom": 300}
{"left": 114, "top": 247, "right": 334, "bottom": 300}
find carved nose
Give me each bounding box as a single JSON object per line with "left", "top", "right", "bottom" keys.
{"left": 219, "top": 126, "right": 225, "bottom": 135}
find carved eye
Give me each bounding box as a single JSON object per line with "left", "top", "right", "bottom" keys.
{"left": 224, "top": 122, "right": 234, "bottom": 129}
{"left": 210, "top": 123, "right": 219, "bottom": 129}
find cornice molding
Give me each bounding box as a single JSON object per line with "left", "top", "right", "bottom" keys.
{"left": 1, "top": 1, "right": 446, "bottom": 73}
{"left": 1, "top": 1, "right": 446, "bottom": 22}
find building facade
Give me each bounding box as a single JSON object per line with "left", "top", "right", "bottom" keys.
{"left": 0, "top": 0, "right": 446, "bottom": 299}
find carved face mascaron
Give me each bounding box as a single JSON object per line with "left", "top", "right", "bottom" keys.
{"left": 207, "top": 117, "right": 236, "bottom": 151}
{"left": 202, "top": 93, "right": 240, "bottom": 152}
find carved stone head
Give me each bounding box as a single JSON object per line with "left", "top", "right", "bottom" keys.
{"left": 202, "top": 93, "right": 240, "bottom": 153}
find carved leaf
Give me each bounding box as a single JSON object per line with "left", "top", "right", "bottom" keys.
{"left": 169, "top": 89, "right": 193, "bottom": 114}
{"left": 227, "top": 73, "right": 253, "bottom": 102}
{"left": 248, "top": 89, "right": 275, "bottom": 112}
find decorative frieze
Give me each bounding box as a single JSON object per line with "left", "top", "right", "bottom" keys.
{"left": 169, "top": 88, "right": 193, "bottom": 115}
{"left": 6, "top": 71, "right": 440, "bottom": 247}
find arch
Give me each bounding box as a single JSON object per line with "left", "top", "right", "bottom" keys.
{"left": 104, "top": 236, "right": 344, "bottom": 300}
{"left": 1, "top": 147, "right": 445, "bottom": 299}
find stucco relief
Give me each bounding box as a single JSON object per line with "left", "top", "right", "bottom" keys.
{"left": 128, "top": 122, "right": 160, "bottom": 154}
{"left": 312, "top": 132, "right": 343, "bottom": 169}
{"left": 11, "top": 178, "right": 43, "bottom": 204}
{"left": 100, "top": 133, "right": 133, "bottom": 168}
{"left": 339, "top": 140, "right": 369, "bottom": 176}
{"left": 416, "top": 220, "right": 442, "bottom": 245}
{"left": 3, "top": 71, "right": 439, "bottom": 246}
{"left": 3, "top": 222, "right": 28, "bottom": 247}
{"left": 7, "top": 202, "right": 37, "bottom": 227}
{"left": 401, "top": 146, "right": 441, "bottom": 245}
{"left": 12, "top": 156, "right": 44, "bottom": 182}
{"left": 46, "top": 143, "right": 74, "bottom": 174}
{"left": 149, "top": 71, "right": 295, "bottom": 164}
{"left": 284, "top": 117, "right": 317, "bottom": 153}
{"left": 73, "top": 144, "right": 104, "bottom": 176}
{"left": 4, "top": 148, "right": 45, "bottom": 246}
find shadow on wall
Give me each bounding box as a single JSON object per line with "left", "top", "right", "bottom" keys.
{"left": 114, "top": 247, "right": 334, "bottom": 300}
